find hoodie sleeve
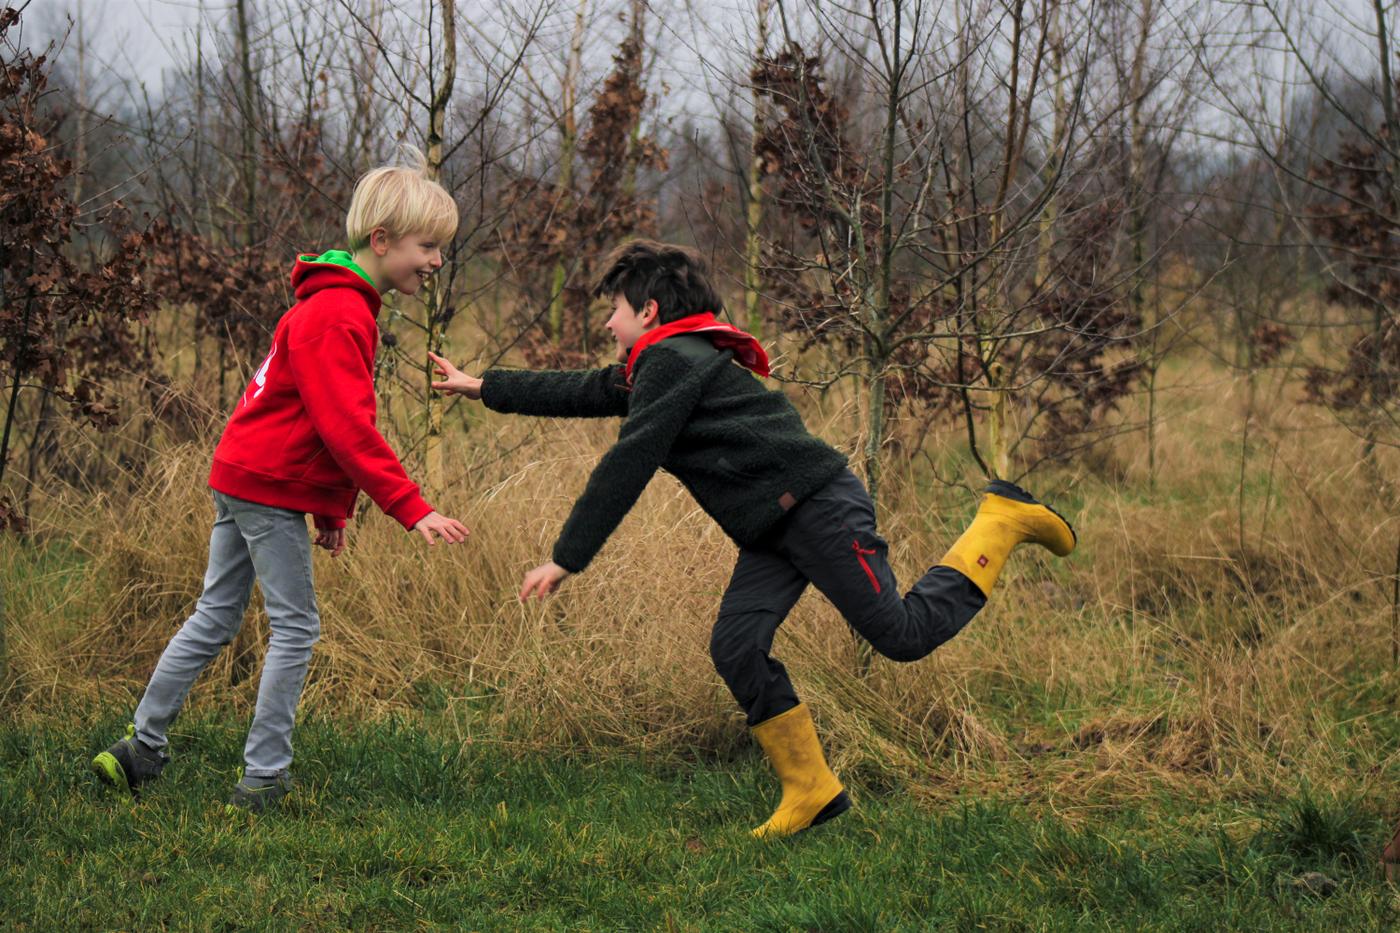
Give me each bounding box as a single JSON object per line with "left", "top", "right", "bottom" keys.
{"left": 480, "top": 365, "right": 630, "bottom": 419}
{"left": 287, "top": 315, "right": 433, "bottom": 531}
{"left": 549, "top": 348, "right": 706, "bottom": 573}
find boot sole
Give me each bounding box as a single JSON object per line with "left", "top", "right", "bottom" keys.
{"left": 807, "top": 790, "right": 852, "bottom": 830}
{"left": 985, "top": 479, "right": 1077, "bottom": 550}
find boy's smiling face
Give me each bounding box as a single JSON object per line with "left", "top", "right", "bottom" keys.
{"left": 605, "top": 293, "right": 660, "bottom": 362}
{"left": 370, "top": 229, "right": 444, "bottom": 296}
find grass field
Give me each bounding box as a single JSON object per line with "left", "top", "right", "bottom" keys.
{"left": 3, "top": 710, "right": 1395, "bottom": 931}
{"left": 6, "top": 328, "right": 1400, "bottom": 929}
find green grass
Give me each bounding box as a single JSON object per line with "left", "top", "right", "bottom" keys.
{"left": 3, "top": 711, "right": 1396, "bottom": 931}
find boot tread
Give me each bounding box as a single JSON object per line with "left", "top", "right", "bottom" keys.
{"left": 809, "top": 790, "right": 852, "bottom": 829}
{"left": 984, "top": 479, "right": 1077, "bottom": 547}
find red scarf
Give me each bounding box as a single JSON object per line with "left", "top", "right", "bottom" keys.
{"left": 625, "top": 312, "right": 770, "bottom": 385}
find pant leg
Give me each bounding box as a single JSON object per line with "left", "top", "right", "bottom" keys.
{"left": 711, "top": 545, "right": 811, "bottom": 726}
{"left": 780, "top": 470, "right": 986, "bottom": 663}
{"left": 133, "top": 492, "right": 256, "bottom": 751}
{"left": 222, "top": 494, "right": 320, "bottom": 777}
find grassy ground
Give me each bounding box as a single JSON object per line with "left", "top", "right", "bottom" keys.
{"left": 6, "top": 339, "right": 1400, "bottom": 928}
{"left": 3, "top": 709, "right": 1395, "bottom": 931}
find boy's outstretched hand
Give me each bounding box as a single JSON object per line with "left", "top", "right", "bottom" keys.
{"left": 413, "top": 510, "right": 471, "bottom": 546}
{"left": 428, "top": 351, "right": 483, "bottom": 399}
{"left": 314, "top": 527, "right": 347, "bottom": 558}
{"left": 520, "top": 561, "right": 571, "bottom": 600}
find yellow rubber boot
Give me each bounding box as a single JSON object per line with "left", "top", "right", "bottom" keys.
{"left": 750, "top": 703, "right": 851, "bottom": 839}
{"left": 937, "top": 479, "right": 1076, "bottom": 598}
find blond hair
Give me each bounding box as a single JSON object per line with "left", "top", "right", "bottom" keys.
{"left": 346, "top": 146, "right": 458, "bottom": 250}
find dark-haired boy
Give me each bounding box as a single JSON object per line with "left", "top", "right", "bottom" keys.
{"left": 431, "top": 239, "right": 1075, "bottom": 837}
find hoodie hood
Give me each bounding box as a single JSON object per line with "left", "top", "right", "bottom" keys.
{"left": 625, "top": 312, "right": 770, "bottom": 384}
{"left": 291, "top": 250, "right": 381, "bottom": 311}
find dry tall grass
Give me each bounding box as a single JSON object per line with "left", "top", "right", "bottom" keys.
{"left": 6, "top": 342, "right": 1400, "bottom": 817}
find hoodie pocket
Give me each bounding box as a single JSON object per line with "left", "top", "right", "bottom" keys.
{"left": 714, "top": 424, "right": 785, "bottom": 483}
{"left": 716, "top": 455, "right": 765, "bottom": 481}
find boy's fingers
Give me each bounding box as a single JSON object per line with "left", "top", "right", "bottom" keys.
{"left": 522, "top": 573, "right": 545, "bottom": 601}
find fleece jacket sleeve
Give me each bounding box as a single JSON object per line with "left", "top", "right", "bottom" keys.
{"left": 287, "top": 320, "right": 434, "bottom": 530}
{"left": 549, "top": 348, "right": 707, "bottom": 573}
{"left": 480, "top": 365, "right": 631, "bottom": 419}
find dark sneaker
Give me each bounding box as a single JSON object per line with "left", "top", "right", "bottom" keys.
{"left": 225, "top": 770, "right": 293, "bottom": 814}
{"left": 91, "top": 723, "right": 168, "bottom": 796}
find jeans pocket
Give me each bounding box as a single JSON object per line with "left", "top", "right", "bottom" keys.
{"left": 227, "top": 495, "right": 299, "bottom": 541}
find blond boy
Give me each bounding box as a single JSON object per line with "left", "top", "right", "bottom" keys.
{"left": 91, "top": 153, "right": 469, "bottom": 812}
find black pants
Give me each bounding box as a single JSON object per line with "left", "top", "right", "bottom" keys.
{"left": 710, "top": 469, "right": 986, "bottom": 726}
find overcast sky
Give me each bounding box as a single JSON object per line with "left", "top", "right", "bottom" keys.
{"left": 20, "top": 0, "right": 1396, "bottom": 150}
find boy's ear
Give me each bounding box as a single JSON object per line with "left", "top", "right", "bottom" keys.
{"left": 640, "top": 299, "right": 661, "bottom": 327}
{"left": 369, "top": 227, "right": 392, "bottom": 256}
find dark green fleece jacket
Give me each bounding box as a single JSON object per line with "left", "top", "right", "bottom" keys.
{"left": 480, "top": 334, "right": 848, "bottom": 572}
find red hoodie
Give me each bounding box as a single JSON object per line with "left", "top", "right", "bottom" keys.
{"left": 208, "top": 252, "right": 433, "bottom": 532}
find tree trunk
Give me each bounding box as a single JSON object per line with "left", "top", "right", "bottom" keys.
{"left": 743, "top": 0, "right": 771, "bottom": 338}
{"left": 549, "top": 0, "right": 587, "bottom": 345}
{"left": 235, "top": 0, "right": 257, "bottom": 248}
{"left": 622, "top": 0, "right": 646, "bottom": 199}
{"left": 422, "top": 0, "right": 457, "bottom": 497}
{"left": 1369, "top": 0, "right": 1399, "bottom": 471}
{"left": 980, "top": 0, "right": 1034, "bottom": 481}
{"left": 0, "top": 281, "right": 36, "bottom": 490}
{"left": 1128, "top": 0, "right": 1155, "bottom": 487}
{"left": 1033, "top": 0, "right": 1064, "bottom": 291}
{"left": 853, "top": 0, "right": 906, "bottom": 676}
{"left": 0, "top": 369, "right": 22, "bottom": 492}
{"left": 352, "top": 0, "right": 384, "bottom": 172}
{"left": 20, "top": 389, "right": 54, "bottom": 516}
{"left": 72, "top": 0, "right": 87, "bottom": 207}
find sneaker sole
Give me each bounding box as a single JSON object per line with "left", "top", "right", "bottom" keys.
{"left": 90, "top": 751, "right": 128, "bottom": 792}
{"left": 224, "top": 797, "right": 290, "bottom": 816}
{"left": 225, "top": 785, "right": 292, "bottom": 815}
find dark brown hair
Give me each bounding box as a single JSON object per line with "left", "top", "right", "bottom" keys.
{"left": 591, "top": 239, "right": 724, "bottom": 324}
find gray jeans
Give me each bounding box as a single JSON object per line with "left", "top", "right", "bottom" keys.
{"left": 133, "top": 490, "right": 320, "bottom": 776}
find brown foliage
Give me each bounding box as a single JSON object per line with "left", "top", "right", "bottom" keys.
{"left": 0, "top": 8, "right": 154, "bottom": 521}
{"left": 752, "top": 44, "right": 864, "bottom": 232}
{"left": 145, "top": 219, "right": 288, "bottom": 363}
{"left": 1021, "top": 202, "right": 1146, "bottom": 463}
{"left": 1306, "top": 130, "right": 1400, "bottom": 433}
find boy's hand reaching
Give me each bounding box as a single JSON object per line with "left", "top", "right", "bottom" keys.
{"left": 314, "top": 527, "right": 347, "bottom": 558}
{"left": 520, "top": 561, "right": 571, "bottom": 600}
{"left": 428, "top": 352, "right": 483, "bottom": 399}
{"left": 413, "top": 510, "right": 471, "bottom": 546}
